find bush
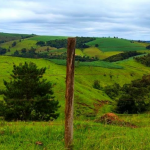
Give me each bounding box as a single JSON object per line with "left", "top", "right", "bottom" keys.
{"left": 93, "top": 80, "right": 101, "bottom": 90}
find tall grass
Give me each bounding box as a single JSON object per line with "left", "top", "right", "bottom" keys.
{"left": 0, "top": 116, "right": 150, "bottom": 150}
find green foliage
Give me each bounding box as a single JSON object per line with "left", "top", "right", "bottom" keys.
{"left": 21, "top": 48, "right": 26, "bottom": 53}
{"left": 134, "top": 54, "right": 150, "bottom": 67}
{"left": 104, "top": 83, "right": 121, "bottom": 99}
{"left": 146, "top": 45, "right": 150, "bottom": 49}
{"left": 0, "top": 47, "right": 7, "bottom": 54}
{"left": 36, "top": 41, "right": 45, "bottom": 46}
{"left": 104, "top": 51, "right": 143, "bottom": 62}
{"left": 1, "top": 62, "right": 60, "bottom": 121}
{"left": 105, "top": 75, "right": 150, "bottom": 113}
{"left": 95, "top": 44, "right": 99, "bottom": 47}
{"left": 13, "top": 50, "right": 19, "bottom": 56}
{"left": 11, "top": 41, "right": 16, "bottom": 47}
{"left": 93, "top": 80, "right": 101, "bottom": 90}
{"left": 46, "top": 39, "right": 67, "bottom": 48}
{"left": 75, "top": 37, "right": 95, "bottom": 48}
{"left": 45, "top": 37, "right": 95, "bottom": 49}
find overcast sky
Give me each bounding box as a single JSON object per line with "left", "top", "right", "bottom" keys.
{"left": 0, "top": 0, "right": 150, "bottom": 40}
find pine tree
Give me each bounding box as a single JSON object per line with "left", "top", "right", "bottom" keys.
{"left": 1, "top": 62, "right": 60, "bottom": 121}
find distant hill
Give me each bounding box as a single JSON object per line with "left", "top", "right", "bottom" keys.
{"left": 0, "top": 32, "right": 148, "bottom": 61}
{"left": 86, "top": 38, "right": 146, "bottom": 52}
{"left": 0, "top": 32, "right": 36, "bottom": 43}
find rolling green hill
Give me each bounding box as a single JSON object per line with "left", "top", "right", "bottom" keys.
{"left": 86, "top": 38, "right": 146, "bottom": 52}
{"left": 0, "top": 35, "right": 147, "bottom": 60}
{"left": 0, "top": 32, "right": 35, "bottom": 43}
{"left": 0, "top": 55, "right": 150, "bottom": 119}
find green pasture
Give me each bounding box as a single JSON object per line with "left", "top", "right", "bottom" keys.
{"left": 1, "top": 114, "right": 150, "bottom": 149}
{"left": 86, "top": 38, "right": 146, "bottom": 52}
{"left": 75, "top": 49, "right": 84, "bottom": 56}
{"left": 49, "top": 59, "right": 123, "bottom": 69}
{"left": 28, "top": 36, "right": 68, "bottom": 42}
{"left": 0, "top": 39, "right": 38, "bottom": 55}
{"left": 83, "top": 47, "right": 122, "bottom": 59}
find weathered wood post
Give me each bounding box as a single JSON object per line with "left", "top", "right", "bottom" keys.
{"left": 65, "top": 38, "right": 76, "bottom": 149}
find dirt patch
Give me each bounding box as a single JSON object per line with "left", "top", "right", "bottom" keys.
{"left": 95, "top": 113, "right": 137, "bottom": 128}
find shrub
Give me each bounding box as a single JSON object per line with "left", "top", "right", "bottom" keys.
{"left": 93, "top": 80, "right": 101, "bottom": 90}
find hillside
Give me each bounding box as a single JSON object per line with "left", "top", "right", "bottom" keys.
{"left": 0, "top": 32, "right": 35, "bottom": 43}
{"left": 86, "top": 38, "right": 146, "bottom": 52}
{"left": 0, "top": 36, "right": 147, "bottom": 61}
{"left": 0, "top": 55, "right": 150, "bottom": 119}
{"left": 0, "top": 33, "right": 150, "bottom": 119}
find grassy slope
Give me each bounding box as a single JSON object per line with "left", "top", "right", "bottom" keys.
{"left": 86, "top": 38, "right": 146, "bottom": 52}
{"left": 0, "top": 56, "right": 150, "bottom": 119}
{"left": 0, "top": 39, "right": 38, "bottom": 55}
{"left": 83, "top": 47, "right": 122, "bottom": 59}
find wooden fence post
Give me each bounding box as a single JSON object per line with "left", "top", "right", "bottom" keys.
{"left": 65, "top": 38, "right": 76, "bottom": 149}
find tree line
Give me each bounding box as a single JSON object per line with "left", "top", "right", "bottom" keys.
{"left": 134, "top": 54, "right": 150, "bottom": 67}
{"left": 104, "top": 51, "right": 143, "bottom": 62}
{"left": 36, "top": 37, "right": 95, "bottom": 49}
{"left": 104, "top": 74, "right": 150, "bottom": 113}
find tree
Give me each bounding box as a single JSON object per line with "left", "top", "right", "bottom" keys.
{"left": 21, "top": 48, "right": 26, "bottom": 53}
{"left": 0, "top": 47, "right": 7, "bottom": 55}
{"left": 93, "top": 80, "right": 101, "bottom": 90}
{"left": 95, "top": 44, "right": 99, "bottom": 47}
{"left": 1, "top": 62, "right": 60, "bottom": 121}
{"left": 146, "top": 45, "right": 150, "bottom": 50}
{"left": 36, "top": 41, "right": 45, "bottom": 46}
{"left": 12, "top": 41, "right": 16, "bottom": 47}
{"left": 14, "top": 50, "right": 19, "bottom": 56}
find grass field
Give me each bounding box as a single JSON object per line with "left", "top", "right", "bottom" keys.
{"left": 28, "top": 36, "right": 68, "bottom": 41}
{"left": 75, "top": 49, "right": 84, "bottom": 56}
{"left": 83, "top": 47, "right": 122, "bottom": 59}
{"left": 1, "top": 114, "right": 150, "bottom": 149}
{"left": 0, "top": 39, "right": 38, "bottom": 55}
{"left": 49, "top": 59, "right": 123, "bottom": 69}
{"left": 86, "top": 38, "right": 146, "bottom": 52}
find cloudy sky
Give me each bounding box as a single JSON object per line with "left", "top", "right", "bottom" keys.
{"left": 0, "top": 0, "right": 150, "bottom": 40}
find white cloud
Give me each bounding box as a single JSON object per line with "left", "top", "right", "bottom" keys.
{"left": 0, "top": 0, "right": 150, "bottom": 40}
